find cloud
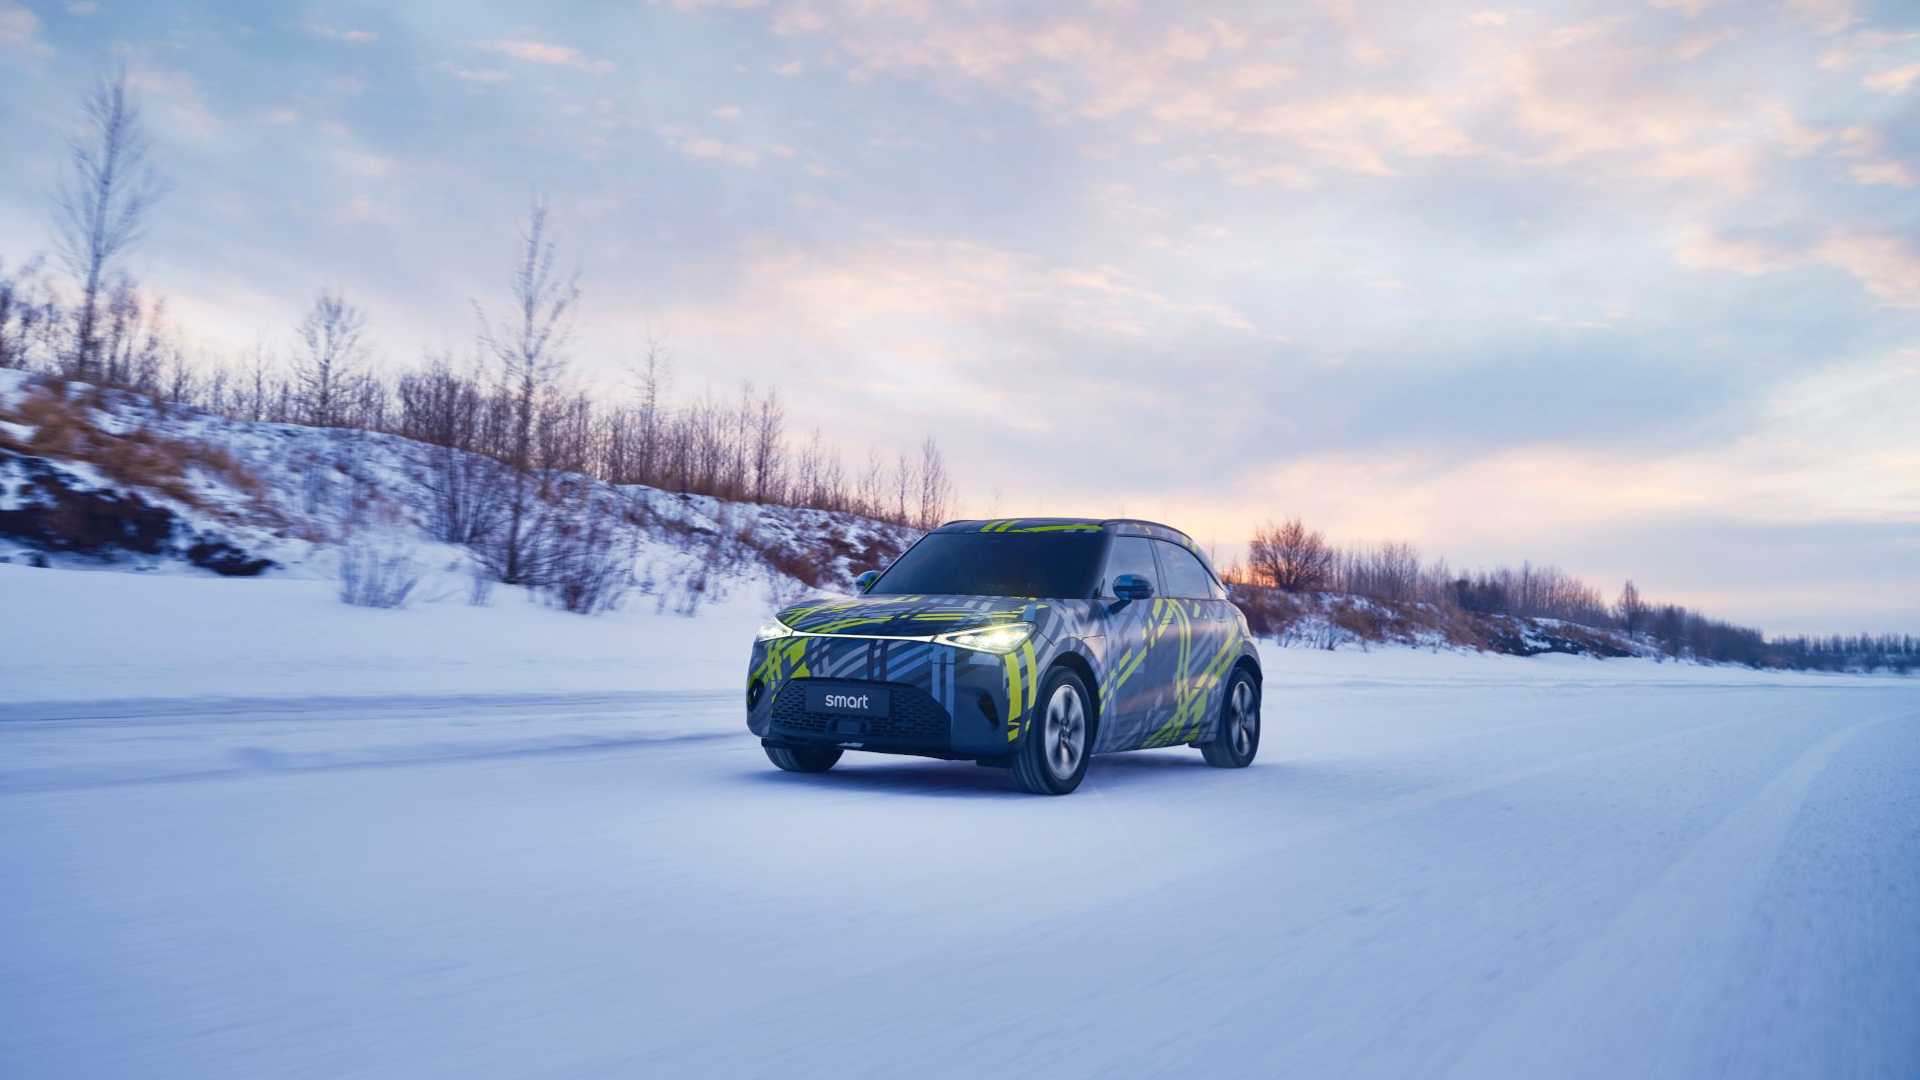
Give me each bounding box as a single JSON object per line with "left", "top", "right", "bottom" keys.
{"left": 0, "top": 2, "right": 49, "bottom": 55}
{"left": 306, "top": 24, "right": 379, "bottom": 45}
{"left": 436, "top": 62, "right": 511, "bottom": 84}
{"left": 1850, "top": 160, "right": 1916, "bottom": 187}
{"left": 126, "top": 66, "right": 221, "bottom": 140}
{"left": 476, "top": 39, "right": 614, "bottom": 74}
{"left": 1815, "top": 231, "right": 1920, "bottom": 308}
{"left": 673, "top": 135, "right": 760, "bottom": 167}
{"left": 1864, "top": 63, "right": 1920, "bottom": 94}
{"left": 707, "top": 2, "right": 1845, "bottom": 200}
{"left": 1648, "top": 0, "right": 1719, "bottom": 17}
{"left": 1677, "top": 226, "right": 1920, "bottom": 307}
{"left": 1787, "top": 0, "right": 1856, "bottom": 35}
{"left": 711, "top": 232, "right": 1266, "bottom": 344}
{"left": 67, "top": 1, "right": 97, "bottom": 14}
{"left": 1834, "top": 125, "right": 1915, "bottom": 187}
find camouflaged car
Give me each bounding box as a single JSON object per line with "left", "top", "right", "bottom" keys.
{"left": 746, "top": 518, "right": 1263, "bottom": 794}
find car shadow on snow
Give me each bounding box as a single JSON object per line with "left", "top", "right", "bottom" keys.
{"left": 734, "top": 747, "right": 1238, "bottom": 799}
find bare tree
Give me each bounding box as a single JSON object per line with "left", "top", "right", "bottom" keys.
{"left": 855, "top": 448, "right": 885, "bottom": 517}
{"left": 243, "top": 339, "right": 273, "bottom": 421}
{"left": 1247, "top": 517, "right": 1334, "bottom": 593}
{"left": 917, "top": 436, "right": 950, "bottom": 529}
{"left": 0, "top": 256, "right": 58, "bottom": 370}
{"left": 751, "top": 386, "right": 785, "bottom": 503}
{"left": 1341, "top": 540, "right": 1422, "bottom": 602}
{"left": 476, "top": 198, "right": 578, "bottom": 585}
{"left": 892, "top": 450, "right": 913, "bottom": 524}
{"left": 1617, "top": 580, "right": 1647, "bottom": 637}
{"left": 627, "top": 336, "right": 669, "bottom": 487}
{"left": 294, "top": 290, "right": 369, "bottom": 426}
{"left": 53, "top": 68, "right": 168, "bottom": 381}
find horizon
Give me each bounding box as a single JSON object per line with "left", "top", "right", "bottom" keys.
{"left": 1, "top": 0, "right": 1916, "bottom": 637}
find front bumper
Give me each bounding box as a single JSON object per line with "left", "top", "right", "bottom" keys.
{"left": 746, "top": 634, "right": 1043, "bottom": 759}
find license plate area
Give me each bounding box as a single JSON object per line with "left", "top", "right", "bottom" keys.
{"left": 804, "top": 683, "right": 891, "bottom": 727}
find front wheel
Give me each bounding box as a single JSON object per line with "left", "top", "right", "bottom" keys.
{"left": 1012, "top": 667, "right": 1093, "bottom": 795}
{"left": 1199, "top": 670, "right": 1260, "bottom": 768}
{"left": 765, "top": 743, "right": 843, "bottom": 773}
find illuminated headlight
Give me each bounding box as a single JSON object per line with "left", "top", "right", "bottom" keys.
{"left": 939, "top": 623, "right": 1035, "bottom": 654}
{"left": 755, "top": 620, "right": 795, "bottom": 642}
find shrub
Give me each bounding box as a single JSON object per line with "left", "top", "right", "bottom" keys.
{"left": 338, "top": 541, "right": 420, "bottom": 608}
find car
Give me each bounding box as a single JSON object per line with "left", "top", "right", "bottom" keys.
{"left": 745, "top": 518, "right": 1263, "bottom": 794}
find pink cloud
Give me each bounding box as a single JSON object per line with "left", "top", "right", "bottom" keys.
{"left": 477, "top": 39, "right": 614, "bottom": 74}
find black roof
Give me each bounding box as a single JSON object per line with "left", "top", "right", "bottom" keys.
{"left": 935, "top": 517, "right": 1197, "bottom": 543}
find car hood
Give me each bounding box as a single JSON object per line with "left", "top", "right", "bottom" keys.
{"left": 776, "top": 594, "right": 1043, "bottom": 638}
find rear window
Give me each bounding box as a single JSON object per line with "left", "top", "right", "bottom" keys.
{"left": 867, "top": 531, "right": 1106, "bottom": 598}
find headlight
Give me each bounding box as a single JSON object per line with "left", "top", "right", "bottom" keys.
{"left": 939, "top": 622, "right": 1034, "bottom": 654}
{"left": 755, "top": 620, "right": 794, "bottom": 642}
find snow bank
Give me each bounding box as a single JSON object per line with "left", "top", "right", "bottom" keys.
{"left": 0, "top": 562, "right": 770, "bottom": 702}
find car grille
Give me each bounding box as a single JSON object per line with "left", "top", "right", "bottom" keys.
{"left": 769, "top": 681, "right": 950, "bottom": 744}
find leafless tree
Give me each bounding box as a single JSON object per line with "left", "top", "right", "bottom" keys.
{"left": 1248, "top": 517, "right": 1334, "bottom": 593}
{"left": 1617, "top": 580, "right": 1647, "bottom": 637}
{"left": 0, "top": 256, "right": 59, "bottom": 370}
{"left": 53, "top": 68, "right": 168, "bottom": 381}
{"left": 295, "top": 290, "right": 369, "bottom": 426}
{"left": 855, "top": 448, "right": 885, "bottom": 518}
{"left": 97, "top": 276, "right": 168, "bottom": 389}
{"left": 1340, "top": 540, "right": 1423, "bottom": 602}
{"left": 892, "top": 451, "right": 913, "bottom": 525}
{"left": 751, "top": 386, "right": 785, "bottom": 503}
{"left": 917, "top": 436, "right": 950, "bottom": 529}
{"left": 627, "top": 336, "right": 669, "bottom": 486}
{"left": 476, "top": 198, "right": 578, "bottom": 585}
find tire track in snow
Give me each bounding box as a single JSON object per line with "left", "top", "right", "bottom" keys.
{"left": 1441, "top": 710, "right": 1897, "bottom": 1079}
{"left": 648, "top": 705, "right": 1810, "bottom": 1076}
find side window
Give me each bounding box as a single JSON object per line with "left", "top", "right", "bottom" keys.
{"left": 1154, "top": 540, "right": 1218, "bottom": 600}
{"left": 1101, "top": 536, "right": 1162, "bottom": 598}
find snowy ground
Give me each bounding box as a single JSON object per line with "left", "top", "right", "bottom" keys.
{"left": 2, "top": 567, "right": 1916, "bottom": 1078}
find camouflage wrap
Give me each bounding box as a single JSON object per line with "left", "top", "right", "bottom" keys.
{"left": 746, "top": 518, "right": 1262, "bottom": 761}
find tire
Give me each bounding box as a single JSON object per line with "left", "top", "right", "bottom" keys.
{"left": 1012, "top": 667, "right": 1093, "bottom": 795}
{"left": 1199, "top": 668, "right": 1260, "bottom": 768}
{"left": 765, "top": 743, "right": 843, "bottom": 773}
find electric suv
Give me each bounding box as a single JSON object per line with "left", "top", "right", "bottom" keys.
{"left": 745, "top": 518, "right": 1263, "bottom": 794}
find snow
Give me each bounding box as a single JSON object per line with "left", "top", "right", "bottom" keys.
{"left": 2, "top": 567, "right": 1916, "bottom": 1078}
{"left": 0, "top": 562, "right": 770, "bottom": 702}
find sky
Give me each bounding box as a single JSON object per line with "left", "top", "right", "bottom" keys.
{"left": 0, "top": 0, "right": 1916, "bottom": 635}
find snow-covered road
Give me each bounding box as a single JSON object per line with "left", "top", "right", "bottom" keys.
{"left": 3, "top": 665, "right": 1916, "bottom": 1078}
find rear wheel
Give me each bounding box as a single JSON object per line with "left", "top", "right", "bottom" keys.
{"left": 1012, "top": 668, "right": 1092, "bottom": 795}
{"left": 1199, "top": 669, "right": 1260, "bottom": 768}
{"left": 764, "top": 743, "right": 843, "bottom": 773}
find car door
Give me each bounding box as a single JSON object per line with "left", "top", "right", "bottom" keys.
{"left": 1094, "top": 534, "right": 1164, "bottom": 751}
{"left": 1136, "top": 539, "right": 1237, "bottom": 748}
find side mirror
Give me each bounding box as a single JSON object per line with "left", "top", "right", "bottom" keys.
{"left": 1112, "top": 573, "right": 1154, "bottom": 604}
{"left": 854, "top": 570, "right": 880, "bottom": 593}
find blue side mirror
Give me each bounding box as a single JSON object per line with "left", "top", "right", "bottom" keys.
{"left": 854, "top": 570, "right": 879, "bottom": 593}
{"left": 1112, "top": 574, "right": 1154, "bottom": 603}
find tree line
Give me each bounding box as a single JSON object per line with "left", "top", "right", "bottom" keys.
{"left": 0, "top": 69, "right": 957, "bottom": 606}
{"left": 1227, "top": 517, "right": 1914, "bottom": 673}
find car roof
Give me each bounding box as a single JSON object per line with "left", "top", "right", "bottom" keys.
{"left": 935, "top": 517, "right": 1202, "bottom": 550}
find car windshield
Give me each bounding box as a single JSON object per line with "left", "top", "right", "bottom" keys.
{"left": 867, "top": 530, "right": 1106, "bottom": 598}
